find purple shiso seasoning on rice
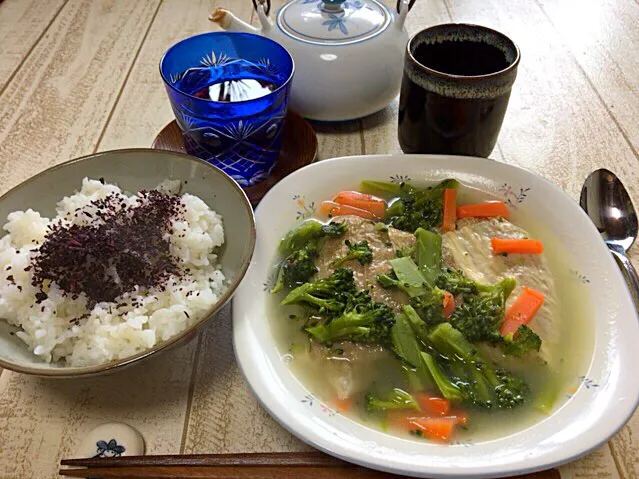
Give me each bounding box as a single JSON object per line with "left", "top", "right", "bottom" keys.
{"left": 0, "top": 178, "right": 226, "bottom": 366}
{"left": 29, "top": 190, "right": 186, "bottom": 310}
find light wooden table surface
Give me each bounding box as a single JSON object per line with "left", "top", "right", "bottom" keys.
{"left": 0, "top": 0, "right": 638, "bottom": 477}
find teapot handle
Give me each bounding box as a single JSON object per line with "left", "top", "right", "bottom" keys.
{"left": 252, "top": 0, "right": 271, "bottom": 16}
{"left": 396, "top": 0, "right": 416, "bottom": 14}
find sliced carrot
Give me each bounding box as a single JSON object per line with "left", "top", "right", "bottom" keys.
{"left": 442, "top": 291, "right": 455, "bottom": 319}
{"left": 333, "top": 397, "right": 353, "bottom": 413}
{"left": 407, "top": 417, "right": 457, "bottom": 442}
{"left": 389, "top": 411, "right": 467, "bottom": 442}
{"left": 491, "top": 237, "right": 544, "bottom": 255}
{"left": 441, "top": 188, "right": 457, "bottom": 232}
{"left": 319, "top": 201, "right": 378, "bottom": 220}
{"left": 416, "top": 394, "right": 450, "bottom": 416}
{"left": 333, "top": 191, "right": 386, "bottom": 219}
{"left": 500, "top": 286, "right": 546, "bottom": 336}
{"left": 457, "top": 201, "right": 509, "bottom": 219}
{"left": 452, "top": 411, "right": 469, "bottom": 427}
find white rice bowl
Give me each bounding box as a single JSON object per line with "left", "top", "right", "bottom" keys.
{"left": 0, "top": 178, "right": 226, "bottom": 367}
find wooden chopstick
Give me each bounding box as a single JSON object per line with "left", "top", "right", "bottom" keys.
{"left": 61, "top": 451, "right": 344, "bottom": 468}
{"left": 59, "top": 465, "right": 398, "bottom": 478}
{"left": 59, "top": 451, "right": 561, "bottom": 479}
{"left": 59, "top": 452, "right": 399, "bottom": 478}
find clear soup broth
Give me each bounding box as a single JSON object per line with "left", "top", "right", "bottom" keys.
{"left": 269, "top": 181, "right": 594, "bottom": 443}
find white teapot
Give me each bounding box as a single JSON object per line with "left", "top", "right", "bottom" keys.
{"left": 211, "top": 0, "right": 413, "bottom": 122}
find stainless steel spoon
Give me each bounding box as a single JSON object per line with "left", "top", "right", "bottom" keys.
{"left": 580, "top": 168, "right": 639, "bottom": 305}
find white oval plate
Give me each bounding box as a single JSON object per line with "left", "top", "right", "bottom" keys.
{"left": 233, "top": 154, "right": 639, "bottom": 478}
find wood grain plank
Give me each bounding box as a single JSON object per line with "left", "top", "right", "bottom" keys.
{"left": 0, "top": 0, "right": 67, "bottom": 90}
{"left": 558, "top": 445, "right": 620, "bottom": 479}
{"left": 183, "top": 306, "right": 310, "bottom": 454}
{"left": 443, "top": 0, "right": 639, "bottom": 198}
{"left": 608, "top": 413, "right": 639, "bottom": 479}
{"left": 525, "top": 3, "right": 639, "bottom": 475}
{"left": 0, "top": 0, "right": 160, "bottom": 195}
{"left": 0, "top": 1, "right": 207, "bottom": 478}
{"left": 536, "top": 0, "right": 639, "bottom": 160}
{"left": 0, "top": 342, "right": 198, "bottom": 479}
{"left": 443, "top": 0, "right": 639, "bottom": 475}
{"left": 96, "top": 0, "right": 220, "bottom": 152}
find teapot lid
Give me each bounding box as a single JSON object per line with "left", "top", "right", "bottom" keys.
{"left": 277, "top": 0, "right": 391, "bottom": 46}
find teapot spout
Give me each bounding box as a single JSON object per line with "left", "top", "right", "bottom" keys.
{"left": 209, "top": 8, "right": 260, "bottom": 33}
{"left": 395, "top": 0, "right": 410, "bottom": 30}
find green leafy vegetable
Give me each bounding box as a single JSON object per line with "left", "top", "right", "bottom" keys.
{"left": 272, "top": 220, "right": 348, "bottom": 293}
{"left": 271, "top": 244, "right": 318, "bottom": 293}
{"left": 377, "top": 257, "right": 430, "bottom": 298}
{"left": 413, "top": 228, "right": 442, "bottom": 287}
{"left": 363, "top": 179, "right": 459, "bottom": 233}
{"left": 391, "top": 313, "right": 434, "bottom": 389}
{"left": 280, "top": 268, "right": 356, "bottom": 314}
{"left": 332, "top": 240, "right": 373, "bottom": 267}
{"left": 502, "top": 325, "right": 542, "bottom": 357}
{"left": 427, "top": 323, "right": 530, "bottom": 410}
{"left": 278, "top": 219, "right": 347, "bottom": 255}
{"left": 366, "top": 388, "right": 420, "bottom": 414}
{"left": 305, "top": 290, "right": 395, "bottom": 345}
{"left": 448, "top": 278, "right": 516, "bottom": 344}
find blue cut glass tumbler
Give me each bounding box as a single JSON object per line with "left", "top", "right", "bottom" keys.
{"left": 160, "top": 32, "right": 294, "bottom": 187}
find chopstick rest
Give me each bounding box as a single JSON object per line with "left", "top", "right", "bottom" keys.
{"left": 75, "top": 422, "right": 145, "bottom": 460}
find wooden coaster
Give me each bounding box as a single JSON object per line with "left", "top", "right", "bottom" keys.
{"left": 152, "top": 110, "right": 318, "bottom": 206}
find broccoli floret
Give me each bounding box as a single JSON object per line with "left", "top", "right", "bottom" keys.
{"left": 365, "top": 388, "right": 420, "bottom": 414}
{"left": 332, "top": 240, "right": 373, "bottom": 266}
{"left": 271, "top": 244, "right": 319, "bottom": 293}
{"left": 281, "top": 268, "right": 356, "bottom": 314}
{"left": 501, "top": 325, "right": 542, "bottom": 357}
{"left": 273, "top": 220, "right": 347, "bottom": 293}
{"left": 381, "top": 179, "right": 460, "bottom": 233}
{"left": 492, "top": 368, "right": 530, "bottom": 409}
{"left": 306, "top": 290, "right": 395, "bottom": 345}
{"left": 321, "top": 221, "right": 348, "bottom": 237}
{"left": 448, "top": 277, "right": 516, "bottom": 343}
{"left": 436, "top": 268, "right": 482, "bottom": 296}
{"left": 437, "top": 271, "right": 541, "bottom": 357}
{"left": 427, "top": 323, "right": 530, "bottom": 410}
{"left": 279, "top": 220, "right": 323, "bottom": 255}
{"left": 278, "top": 219, "right": 347, "bottom": 255}
{"left": 409, "top": 289, "right": 446, "bottom": 327}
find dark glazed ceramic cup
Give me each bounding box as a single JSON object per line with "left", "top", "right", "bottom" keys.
{"left": 398, "top": 24, "right": 520, "bottom": 158}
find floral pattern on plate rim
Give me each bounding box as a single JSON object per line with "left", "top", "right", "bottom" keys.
{"left": 499, "top": 183, "right": 531, "bottom": 208}
{"left": 293, "top": 195, "right": 316, "bottom": 220}
{"left": 301, "top": 393, "right": 340, "bottom": 417}
{"left": 263, "top": 269, "right": 278, "bottom": 292}
{"left": 565, "top": 376, "right": 600, "bottom": 399}
{"left": 569, "top": 269, "right": 591, "bottom": 284}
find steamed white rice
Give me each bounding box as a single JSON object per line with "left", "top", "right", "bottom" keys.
{"left": 0, "top": 178, "right": 226, "bottom": 367}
